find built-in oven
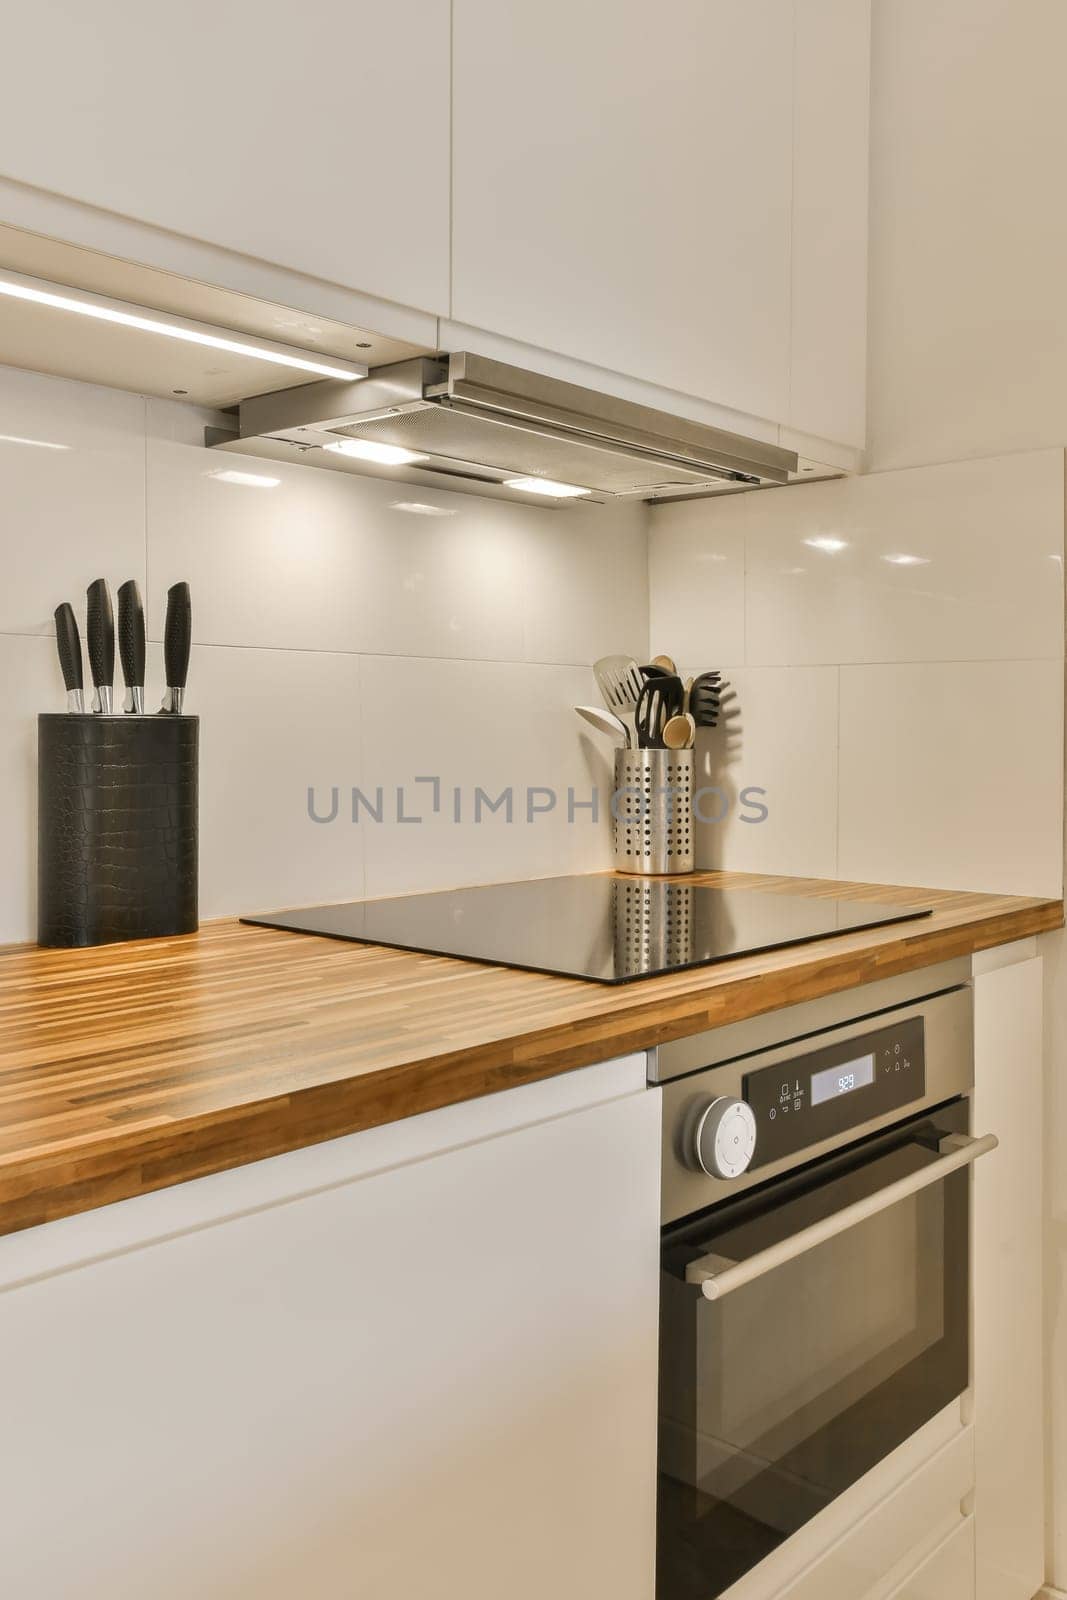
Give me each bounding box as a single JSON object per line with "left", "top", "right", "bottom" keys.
{"left": 654, "top": 974, "right": 991, "bottom": 1599}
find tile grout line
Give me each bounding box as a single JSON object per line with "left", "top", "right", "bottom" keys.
{"left": 3, "top": 629, "right": 1063, "bottom": 674}
{"left": 833, "top": 663, "right": 842, "bottom": 878}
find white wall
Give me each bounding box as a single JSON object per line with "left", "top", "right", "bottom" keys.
{"left": 649, "top": 451, "right": 1065, "bottom": 898}
{"left": 0, "top": 362, "right": 649, "bottom": 946}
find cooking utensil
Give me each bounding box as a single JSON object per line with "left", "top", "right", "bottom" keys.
{"left": 649, "top": 654, "right": 677, "bottom": 674}
{"left": 53, "top": 603, "right": 85, "bottom": 714}
{"left": 594, "top": 655, "right": 645, "bottom": 719}
{"left": 117, "top": 579, "right": 146, "bottom": 714}
{"left": 690, "top": 671, "right": 723, "bottom": 729}
{"left": 639, "top": 663, "right": 671, "bottom": 681}
{"left": 86, "top": 578, "right": 114, "bottom": 714}
{"left": 662, "top": 712, "right": 696, "bottom": 750}
{"left": 161, "top": 582, "right": 192, "bottom": 714}
{"left": 635, "top": 674, "right": 685, "bottom": 748}
{"left": 575, "top": 704, "right": 631, "bottom": 746}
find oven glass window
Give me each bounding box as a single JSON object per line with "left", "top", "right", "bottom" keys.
{"left": 657, "top": 1104, "right": 969, "bottom": 1600}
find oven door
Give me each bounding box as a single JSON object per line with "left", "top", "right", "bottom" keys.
{"left": 657, "top": 1098, "right": 988, "bottom": 1600}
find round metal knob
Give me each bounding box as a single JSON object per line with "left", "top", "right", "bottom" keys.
{"left": 694, "top": 1096, "right": 757, "bottom": 1179}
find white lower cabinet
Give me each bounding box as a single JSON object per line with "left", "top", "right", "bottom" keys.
{"left": 972, "top": 949, "right": 1046, "bottom": 1600}
{"left": 885, "top": 1518, "right": 976, "bottom": 1600}
{"left": 0, "top": 1057, "right": 661, "bottom": 1600}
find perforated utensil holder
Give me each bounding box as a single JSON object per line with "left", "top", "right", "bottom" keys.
{"left": 613, "top": 747, "right": 694, "bottom": 875}
{"left": 37, "top": 713, "right": 199, "bottom": 948}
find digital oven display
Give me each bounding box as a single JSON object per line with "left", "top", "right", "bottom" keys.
{"left": 810, "top": 1052, "right": 876, "bottom": 1106}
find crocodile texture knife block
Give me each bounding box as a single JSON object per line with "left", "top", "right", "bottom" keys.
{"left": 37, "top": 713, "right": 199, "bottom": 948}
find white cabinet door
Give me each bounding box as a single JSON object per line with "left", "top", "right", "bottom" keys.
{"left": 973, "top": 954, "right": 1045, "bottom": 1600}
{"left": 0, "top": 1064, "right": 660, "bottom": 1599}
{"left": 884, "top": 1519, "right": 975, "bottom": 1600}
{"left": 0, "top": 1, "right": 451, "bottom": 314}
{"left": 788, "top": 0, "right": 871, "bottom": 448}
{"left": 452, "top": 0, "right": 871, "bottom": 445}
{"left": 452, "top": 0, "right": 795, "bottom": 422}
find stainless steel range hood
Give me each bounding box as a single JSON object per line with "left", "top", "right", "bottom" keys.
{"left": 211, "top": 352, "right": 799, "bottom": 504}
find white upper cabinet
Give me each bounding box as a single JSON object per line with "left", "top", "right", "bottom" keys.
{"left": 0, "top": 0, "right": 451, "bottom": 316}
{"left": 452, "top": 0, "right": 794, "bottom": 425}
{"left": 789, "top": 0, "right": 871, "bottom": 448}
{"left": 452, "top": 0, "right": 871, "bottom": 448}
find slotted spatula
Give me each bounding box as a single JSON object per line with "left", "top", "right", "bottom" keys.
{"left": 594, "top": 655, "right": 646, "bottom": 728}
{"left": 635, "top": 674, "right": 685, "bottom": 748}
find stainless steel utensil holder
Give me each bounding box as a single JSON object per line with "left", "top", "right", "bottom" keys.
{"left": 613, "top": 748, "right": 694, "bottom": 875}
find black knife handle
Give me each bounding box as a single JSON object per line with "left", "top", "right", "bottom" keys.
{"left": 53, "top": 603, "right": 83, "bottom": 693}
{"left": 86, "top": 578, "right": 115, "bottom": 690}
{"left": 164, "top": 582, "right": 192, "bottom": 690}
{"left": 117, "top": 579, "right": 146, "bottom": 690}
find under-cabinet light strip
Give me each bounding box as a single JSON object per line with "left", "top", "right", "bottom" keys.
{"left": 0, "top": 267, "right": 369, "bottom": 383}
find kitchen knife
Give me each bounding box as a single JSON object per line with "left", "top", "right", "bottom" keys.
{"left": 53, "top": 602, "right": 85, "bottom": 713}
{"left": 161, "top": 581, "right": 191, "bottom": 714}
{"left": 117, "top": 579, "right": 146, "bottom": 714}
{"left": 85, "top": 578, "right": 115, "bottom": 714}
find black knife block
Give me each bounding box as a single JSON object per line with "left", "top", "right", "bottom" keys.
{"left": 37, "top": 713, "right": 199, "bottom": 948}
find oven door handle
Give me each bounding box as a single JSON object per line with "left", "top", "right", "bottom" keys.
{"left": 685, "top": 1131, "right": 998, "bottom": 1301}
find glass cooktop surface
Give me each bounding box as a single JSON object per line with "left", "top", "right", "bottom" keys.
{"left": 243, "top": 875, "right": 932, "bottom": 984}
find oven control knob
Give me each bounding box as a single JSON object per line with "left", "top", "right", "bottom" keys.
{"left": 694, "top": 1097, "right": 757, "bottom": 1179}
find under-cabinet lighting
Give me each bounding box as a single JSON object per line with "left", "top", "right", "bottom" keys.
{"left": 803, "top": 536, "right": 848, "bottom": 553}
{"left": 0, "top": 432, "right": 69, "bottom": 450}
{"left": 882, "top": 553, "right": 930, "bottom": 566}
{"left": 503, "top": 476, "right": 590, "bottom": 499}
{"left": 324, "top": 439, "right": 425, "bottom": 466}
{"left": 391, "top": 500, "right": 457, "bottom": 517}
{"left": 209, "top": 468, "right": 282, "bottom": 488}
{"left": 0, "top": 268, "right": 368, "bottom": 382}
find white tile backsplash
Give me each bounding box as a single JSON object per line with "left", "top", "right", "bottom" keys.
{"left": 190, "top": 643, "right": 365, "bottom": 920}
{"left": 4, "top": 357, "right": 1063, "bottom": 945}
{"left": 648, "top": 497, "right": 746, "bottom": 675}
{"left": 676, "top": 451, "right": 1064, "bottom": 667}
{"left": 0, "top": 364, "right": 649, "bottom": 945}
{"left": 838, "top": 660, "right": 1064, "bottom": 897}
{"left": 693, "top": 666, "right": 839, "bottom": 879}
{"left": 649, "top": 450, "right": 1066, "bottom": 897}
{"left": 359, "top": 657, "right": 613, "bottom": 898}
{"left": 0, "top": 368, "right": 146, "bottom": 637}
{"left": 0, "top": 635, "right": 66, "bottom": 943}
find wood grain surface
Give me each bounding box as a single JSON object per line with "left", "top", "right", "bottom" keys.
{"left": 0, "top": 870, "right": 1059, "bottom": 1238}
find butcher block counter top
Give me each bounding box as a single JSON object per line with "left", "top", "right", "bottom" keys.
{"left": 0, "top": 870, "right": 1059, "bottom": 1238}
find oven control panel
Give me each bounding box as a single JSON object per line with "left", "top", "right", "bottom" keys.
{"left": 743, "top": 1016, "right": 926, "bottom": 1168}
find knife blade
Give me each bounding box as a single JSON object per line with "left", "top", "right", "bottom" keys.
{"left": 85, "top": 578, "right": 115, "bottom": 714}
{"left": 117, "top": 579, "right": 146, "bottom": 714}
{"left": 161, "top": 582, "right": 191, "bottom": 714}
{"left": 53, "top": 602, "right": 85, "bottom": 713}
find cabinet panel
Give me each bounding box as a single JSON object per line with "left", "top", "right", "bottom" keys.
{"left": 0, "top": 1, "right": 450, "bottom": 314}
{"left": 789, "top": 0, "right": 871, "bottom": 447}
{"left": 973, "top": 956, "right": 1045, "bottom": 1600}
{"left": 885, "top": 1518, "right": 975, "bottom": 1600}
{"left": 452, "top": 0, "right": 794, "bottom": 421}
{"left": 0, "top": 1077, "right": 661, "bottom": 1599}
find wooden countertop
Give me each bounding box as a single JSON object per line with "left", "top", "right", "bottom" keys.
{"left": 0, "top": 871, "right": 1059, "bottom": 1238}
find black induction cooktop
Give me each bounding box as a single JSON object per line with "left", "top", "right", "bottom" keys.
{"left": 243, "top": 875, "right": 932, "bottom": 985}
